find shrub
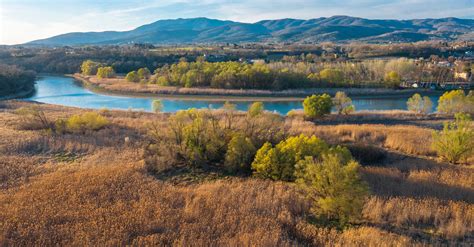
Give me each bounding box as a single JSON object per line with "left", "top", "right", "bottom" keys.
{"left": 437, "top": 90, "right": 473, "bottom": 114}
{"left": 407, "top": 93, "right": 432, "bottom": 114}
{"left": 303, "top": 94, "right": 333, "bottom": 119}
{"left": 175, "top": 110, "right": 227, "bottom": 166}
{"left": 96, "top": 66, "right": 115, "bottom": 79}
{"left": 333, "top": 92, "right": 354, "bottom": 115}
{"left": 251, "top": 134, "right": 329, "bottom": 181}
{"left": 137, "top": 68, "right": 151, "bottom": 80}
{"left": 248, "top": 102, "right": 264, "bottom": 117}
{"left": 14, "top": 106, "right": 52, "bottom": 130}
{"left": 65, "top": 112, "right": 109, "bottom": 133}
{"left": 224, "top": 133, "right": 256, "bottom": 174}
{"left": 295, "top": 154, "right": 369, "bottom": 228}
{"left": 432, "top": 113, "right": 474, "bottom": 164}
{"left": 126, "top": 71, "right": 140, "bottom": 83}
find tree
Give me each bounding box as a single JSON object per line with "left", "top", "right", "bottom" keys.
{"left": 437, "top": 90, "right": 473, "bottom": 114}
{"left": 126, "top": 71, "right": 140, "bottom": 83}
{"left": 137, "top": 68, "right": 151, "bottom": 80}
{"left": 303, "top": 94, "right": 333, "bottom": 119}
{"left": 152, "top": 100, "right": 163, "bottom": 113}
{"left": 295, "top": 154, "right": 369, "bottom": 227}
{"left": 407, "top": 93, "right": 432, "bottom": 114}
{"left": 81, "top": 60, "right": 101, "bottom": 76}
{"left": 248, "top": 102, "right": 264, "bottom": 117}
{"left": 333, "top": 92, "right": 354, "bottom": 115}
{"left": 432, "top": 113, "right": 474, "bottom": 164}
{"left": 251, "top": 134, "right": 329, "bottom": 181}
{"left": 384, "top": 71, "right": 401, "bottom": 88}
{"left": 96, "top": 66, "right": 115, "bottom": 79}
{"left": 224, "top": 133, "right": 256, "bottom": 174}
{"left": 319, "top": 68, "right": 344, "bottom": 86}
{"left": 222, "top": 101, "right": 237, "bottom": 129}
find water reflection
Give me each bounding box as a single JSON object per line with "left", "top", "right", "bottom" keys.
{"left": 27, "top": 76, "right": 439, "bottom": 114}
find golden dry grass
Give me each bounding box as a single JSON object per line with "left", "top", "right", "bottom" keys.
{"left": 0, "top": 101, "right": 473, "bottom": 246}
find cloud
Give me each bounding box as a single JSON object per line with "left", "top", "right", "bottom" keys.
{"left": 1, "top": 0, "right": 473, "bottom": 44}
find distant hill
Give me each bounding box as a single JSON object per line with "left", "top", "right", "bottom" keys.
{"left": 27, "top": 16, "right": 474, "bottom": 45}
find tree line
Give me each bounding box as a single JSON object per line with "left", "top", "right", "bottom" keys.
{"left": 0, "top": 64, "right": 36, "bottom": 97}
{"left": 117, "top": 57, "right": 460, "bottom": 90}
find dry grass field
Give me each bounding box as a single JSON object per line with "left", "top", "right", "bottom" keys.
{"left": 0, "top": 101, "right": 472, "bottom": 246}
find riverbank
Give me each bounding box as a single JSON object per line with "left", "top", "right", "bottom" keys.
{"left": 72, "top": 74, "right": 442, "bottom": 101}
{"left": 0, "top": 86, "right": 35, "bottom": 101}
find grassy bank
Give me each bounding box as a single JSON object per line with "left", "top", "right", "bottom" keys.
{"left": 0, "top": 101, "right": 472, "bottom": 245}
{"left": 73, "top": 74, "right": 441, "bottom": 101}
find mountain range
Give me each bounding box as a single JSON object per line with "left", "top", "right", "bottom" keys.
{"left": 27, "top": 16, "right": 474, "bottom": 45}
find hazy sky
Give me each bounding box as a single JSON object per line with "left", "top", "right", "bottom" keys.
{"left": 1, "top": 0, "right": 473, "bottom": 45}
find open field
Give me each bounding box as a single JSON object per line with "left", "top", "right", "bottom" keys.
{"left": 0, "top": 101, "right": 473, "bottom": 246}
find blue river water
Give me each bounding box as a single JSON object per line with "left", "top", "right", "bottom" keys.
{"left": 26, "top": 76, "right": 439, "bottom": 114}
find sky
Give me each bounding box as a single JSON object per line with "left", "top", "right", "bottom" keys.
{"left": 1, "top": 0, "right": 473, "bottom": 45}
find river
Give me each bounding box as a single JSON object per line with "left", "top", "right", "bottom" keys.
{"left": 26, "top": 76, "right": 440, "bottom": 114}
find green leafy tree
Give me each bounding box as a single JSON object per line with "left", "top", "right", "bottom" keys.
{"left": 248, "top": 102, "right": 264, "bottom": 117}
{"left": 303, "top": 94, "right": 333, "bottom": 119}
{"left": 333, "top": 91, "right": 354, "bottom": 115}
{"left": 407, "top": 93, "right": 432, "bottom": 114}
{"left": 432, "top": 113, "right": 474, "bottom": 164}
{"left": 251, "top": 134, "right": 329, "bottom": 181}
{"left": 224, "top": 133, "right": 256, "bottom": 174}
{"left": 437, "top": 90, "right": 473, "bottom": 114}
{"left": 319, "top": 68, "right": 344, "bottom": 86}
{"left": 384, "top": 71, "right": 401, "bottom": 88}
{"left": 152, "top": 100, "right": 163, "bottom": 113}
{"left": 81, "top": 60, "right": 101, "bottom": 76}
{"left": 295, "top": 154, "right": 369, "bottom": 227}
{"left": 96, "top": 66, "right": 115, "bottom": 79}
{"left": 126, "top": 71, "right": 140, "bottom": 83}
{"left": 137, "top": 68, "right": 151, "bottom": 80}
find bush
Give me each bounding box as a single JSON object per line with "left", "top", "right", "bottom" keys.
{"left": 14, "top": 106, "right": 52, "bottom": 130}
{"left": 437, "top": 90, "right": 473, "bottom": 114}
{"left": 251, "top": 134, "right": 329, "bottom": 181}
{"left": 65, "top": 112, "right": 109, "bottom": 133}
{"left": 224, "top": 133, "right": 256, "bottom": 174}
{"left": 170, "top": 109, "right": 227, "bottom": 167}
{"left": 248, "top": 102, "right": 264, "bottom": 117}
{"left": 295, "top": 154, "right": 369, "bottom": 228}
{"left": 407, "top": 93, "right": 432, "bottom": 114}
{"left": 333, "top": 91, "right": 354, "bottom": 115}
{"left": 432, "top": 113, "right": 474, "bottom": 164}
{"left": 126, "top": 71, "right": 140, "bottom": 83}
{"left": 96, "top": 66, "right": 115, "bottom": 79}
{"left": 137, "top": 68, "right": 151, "bottom": 80}
{"left": 303, "top": 94, "right": 333, "bottom": 119}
